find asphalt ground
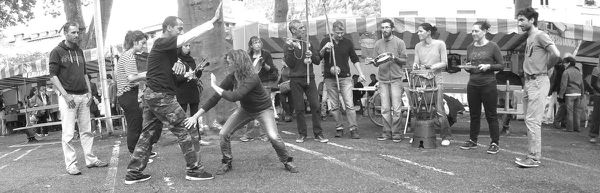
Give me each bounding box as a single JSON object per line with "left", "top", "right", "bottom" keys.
{"left": 0, "top": 114, "right": 599, "bottom": 193}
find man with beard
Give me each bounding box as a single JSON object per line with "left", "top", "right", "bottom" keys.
{"left": 284, "top": 20, "right": 328, "bottom": 143}
{"left": 319, "top": 20, "right": 366, "bottom": 139}
{"left": 514, "top": 7, "right": 560, "bottom": 168}
{"left": 371, "top": 19, "right": 407, "bottom": 142}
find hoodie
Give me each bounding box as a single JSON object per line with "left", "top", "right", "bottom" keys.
{"left": 49, "top": 40, "right": 88, "bottom": 94}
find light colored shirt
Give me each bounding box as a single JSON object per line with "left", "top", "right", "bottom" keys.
{"left": 523, "top": 31, "right": 555, "bottom": 75}
{"left": 414, "top": 39, "right": 448, "bottom": 75}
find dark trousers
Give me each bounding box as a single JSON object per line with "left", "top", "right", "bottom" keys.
{"left": 119, "top": 88, "right": 162, "bottom": 154}
{"left": 36, "top": 113, "right": 49, "bottom": 135}
{"left": 127, "top": 88, "right": 204, "bottom": 176}
{"left": 555, "top": 101, "right": 566, "bottom": 125}
{"left": 280, "top": 92, "right": 294, "bottom": 117}
{"left": 467, "top": 83, "right": 500, "bottom": 145}
{"left": 565, "top": 95, "right": 581, "bottom": 131}
{"left": 589, "top": 96, "right": 600, "bottom": 137}
{"left": 290, "top": 78, "right": 322, "bottom": 137}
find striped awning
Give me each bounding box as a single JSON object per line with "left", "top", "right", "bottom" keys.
{"left": 235, "top": 17, "right": 600, "bottom": 58}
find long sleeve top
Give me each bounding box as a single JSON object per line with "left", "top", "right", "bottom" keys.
{"left": 465, "top": 41, "right": 505, "bottom": 86}
{"left": 201, "top": 73, "right": 271, "bottom": 113}
{"left": 559, "top": 65, "right": 583, "bottom": 97}
{"left": 283, "top": 41, "right": 320, "bottom": 79}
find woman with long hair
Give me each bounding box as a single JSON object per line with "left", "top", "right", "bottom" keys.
{"left": 115, "top": 30, "right": 161, "bottom": 155}
{"left": 185, "top": 49, "right": 298, "bottom": 175}
{"left": 459, "top": 21, "right": 504, "bottom": 154}
{"left": 239, "top": 36, "right": 278, "bottom": 142}
{"left": 413, "top": 23, "right": 452, "bottom": 146}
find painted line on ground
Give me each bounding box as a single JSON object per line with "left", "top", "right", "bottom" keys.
{"left": 13, "top": 146, "right": 41, "bottom": 161}
{"left": 327, "top": 142, "right": 355, "bottom": 150}
{"left": 9, "top": 141, "right": 61, "bottom": 148}
{"left": 0, "top": 148, "right": 21, "bottom": 160}
{"left": 104, "top": 141, "right": 121, "bottom": 193}
{"left": 0, "top": 164, "right": 8, "bottom": 170}
{"left": 380, "top": 154, "right": 456, "bottom": 176}
{"left": 281, "top": 131, "right": 295, "bottom": 135}
{"left": 163, "top": 177, "right": 175, "bottom": 190}
{"left": 451, "top": 140, "right": 600, "bottom": 173}
{"left": 285, "top": 143, "right": 429, "bottom": 193}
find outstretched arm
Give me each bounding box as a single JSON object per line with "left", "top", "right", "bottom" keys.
{"left": 176, "top": 2, "right": 222, "bottom": 47}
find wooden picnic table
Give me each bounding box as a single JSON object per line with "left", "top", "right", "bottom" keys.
{"left": 18, "top": 104, "right": 59, "bottom": 113}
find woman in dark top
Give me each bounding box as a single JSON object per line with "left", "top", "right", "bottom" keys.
{"left": 174, "top": 44, "right": 202, "bottom": 116}
{"left": 459, "top": 21, "right": 504, "bottom": 154}
{"left": 184, "top": 49, "right": 297, "bottom": 175}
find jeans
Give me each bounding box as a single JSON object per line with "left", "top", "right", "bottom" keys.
{"left": 565, "top": 95, "right": 581, "bottom": 131}
{"left": 435, "top": 76, "right": 452, "bottom": 139}
{"left": 119, "top": 88, "right": 162, "bottom": 154}
{"left": 127, "top": 88, "right": 205, "bottom": 175}
{"left": 59, "top": 94, "right": 99, "bottom": 169}
{"left": 524, "top": 76, "right": 550, "bottom": 160}
{"left": 554, "top": 101, "right": 566, "bottom": 125}
{"left": 379, "top": 79, "right": 403, "bottom": 135}
{"left": 290, "top": 77, "right": 322, "bottom": 137}
{"left": 219, "top": 108, "right": 291, "bottom": 163}
{"left": 280, "top": 92, "right": 294, "bottom": 117}
{"left": 589, "top": 96, "right": 600, "bottom": 138}
{"left": 467, "top": 82, "right": 500, "bottom": 145}
{"left": 325, "top": 77, "right": 358, "bottom": 131}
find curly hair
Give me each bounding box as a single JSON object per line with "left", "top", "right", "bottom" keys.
{"left": 225, "top": 49, "right": 255, "bottom": 89}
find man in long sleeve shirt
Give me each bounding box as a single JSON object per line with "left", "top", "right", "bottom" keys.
{"left": 558, "top": 56, "right": 583, "bottom": 132}
{"left": 284, "top": 20, "right": 328, "bottom": 143}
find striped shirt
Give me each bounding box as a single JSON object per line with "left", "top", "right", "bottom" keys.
{"left": 115, "top": 49, "right": 139, "bottom": 96}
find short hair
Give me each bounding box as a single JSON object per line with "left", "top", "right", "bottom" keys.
{"left": 162, "top": 16, "right": 180, "bottom": 33}
{"left": 370, "top": 74, "right": 376, "bottom": 77}
{"left": 332, "top": 20, "right": 344, "bottom": 31}
{"left": 107, "top": 74, "right": 113, "bottom": 79}
{"left": 380, "top": 19, "right": 395, "bottom": 28}
{"left": 123, "top": 30, "right": 148, "bottom": 50}
{"left": 288, "top": 19, "right": 302, "bottom": 32}
{"left": 62, "top": 22, "right": 79, "bottom": 34}
{"left": 563, "top": 56, "right": 576, "bottom": 66}
{"left": 473, "top": 21, "right": 491, "bottom": 31}
{"left": 516, "top": 7, "right": 539, "bottom": 27}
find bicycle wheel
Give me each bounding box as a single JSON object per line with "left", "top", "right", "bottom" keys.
{"left": 367, "top": 92, "right": 384, "bottom": 127}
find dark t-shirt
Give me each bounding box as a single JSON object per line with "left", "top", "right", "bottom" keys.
{"left": 146, "top": 36, "right": 178, "bottom": 95}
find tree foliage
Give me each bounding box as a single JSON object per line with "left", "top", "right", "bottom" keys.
{"left": 0, "top": 0, "right": 37, "bottom": 29}
{"left": 243, "top": 0, "right": 380, "bottom": 23}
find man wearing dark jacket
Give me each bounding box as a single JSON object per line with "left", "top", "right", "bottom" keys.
{"left": 284, "top": 20, "right": 328, "bottom": 143}
{"left": 558, "top": 56, "right": 583, "bottom": 132}
{"left": 550, "top": 60, "right": 567, "bottom": 128}
{"left": 49, "top": 22, "right": 108, "bottom": 175}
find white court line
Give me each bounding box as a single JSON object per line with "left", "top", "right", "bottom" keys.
{"left": 9, "top": 141, "right": 61, "bottom": 148}
{"left": 0, "top": 164, "right": 8, "bottom": 170}
{"left": 451, "top": 140, "right": 600, "bottom": 173}
{"left": 13, "top": 146, "right": 41, "bottom": 161}
{"left": 281, "top": 131, "right": 295, "bottom": 135}
{"left": 104, "top": 141, "right": 121, "bottom": 193}
{"left": 163, "top": 177, "right": 175, "bottom": 190}
{"left": 380, "top": 154, "right": 456, "bottom": 176}
{"left": 327, "top": 142, "right": 354, "bottom": 150}
{"left": 285, "top": 143, "right": 429, "bottom": 193}
{"left": 0, "top": 148, "right": 21, "bottom": 160}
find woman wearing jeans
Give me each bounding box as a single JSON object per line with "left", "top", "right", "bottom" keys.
{"left": 185, "top": 49, "right": 297, "bottom": 175}
{"left": 115, "top": 31, "right": 161, "bottom": 155}
{"left": 459, "top": 21, "right": 504, "bottom": 154}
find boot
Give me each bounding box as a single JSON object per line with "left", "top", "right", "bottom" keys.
{"left": 283, "top": 157, "right": 298, "bottom": 173}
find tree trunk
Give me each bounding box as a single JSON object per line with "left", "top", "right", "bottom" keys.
{"left": 273, "top": 0, "right": 288, "bottom": 23}
{"left": 178, "top": 0, "right": 233, "bottom": 128}
{"left": 63, "top": 0, "right": 89, "bottom": 48}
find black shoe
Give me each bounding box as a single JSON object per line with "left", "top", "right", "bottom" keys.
{"left": 27, "top": 137, "right": 39, "bottom": 143}
{"left": 350, "top": 130, "right": 360, "bottom": 139}
{"left": 335, "top": 128, "right": 344, "bottom": 138}
{"left": 125, "top": 173, "right": 152, "bottom": 185}
{"left": 487, "top": 143, "right": 500, "bottom": 154}
{"left": 460, "top": 140, "right": 478, "bottom": 150}
{"left": 186, "top": 171, "right": 214, "bottom": 181}
{"left": 284, "top": 116, "right": 292, "bottom": 122}
{"left": 284, "top": 162, "right": 299, "bottom": 173}
{"left": 215, "top": 161, "right": 232, "bottom": 175}
{"left": 314, "top": 135, "right": 329, "bottom": 143}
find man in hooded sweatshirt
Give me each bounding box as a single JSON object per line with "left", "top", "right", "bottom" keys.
{"left": 49, "top": 22, "right": 108, "bottom": 175}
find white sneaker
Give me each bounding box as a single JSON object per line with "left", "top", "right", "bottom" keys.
{"left": 199, "top": 140, "right": 212, "bottom": 146}
{"left": 441, "top": 139, "right": 451, "bottom": 146}
{"left": 148, "top": 158, "right": 154, "bottom": 164}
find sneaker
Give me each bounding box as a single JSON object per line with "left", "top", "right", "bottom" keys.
{"left": 86, "top": 160, "right": 109, "bottom": 168}
{"left": 487, "top": 143, "right": 500, "bottom": 154}
{"left": 284, "top": 116, "right": 292, "bottom": 122}
{"left": 392, "top": 133, "right": 403, "bottom": 143}
{"left": 350, "top": 130, "right": 360, "bottom": 139}
{"left": 314, "top": 135, "right": 329, "bottom": 143}
{"left": 334, "top": 128, "right": 344, "bottom": 138}
{"left": 590, "top": 137, "right": 598, "bottom": 143}
{"left": 460, "top": 140, "right": 477, "bottom": 150}
{"left": 376, "top": 133, "right": 391, "bottom": 141}
{"left": 240, "top": 136, "right": 253, "bottom": 142}
{"left": 284, "top": 162, "right": 299, "bottom": 173}
{"left": 515, "top": 158, "right": 541, "bottom": 168}
{"left": 147, "top": 158, "right": 154, "bottom": 164}
{"left": 186, "top": 171, "right": 214, "bottom": 181}
{"left": 441, "top": 139, "right": 451, "bottom": 146}
{"left": 259, "top": 135, "right": 269, "bottom": 142}
{"left": 125, "top": 173, "right": 152, "bottom": 185}
{"left": 67, "top": 166, "right": 81, "bottom": 175}
{"left": 27, "top": 137, "right": 39, "bottom": 143}
{"left": 215, "top": 163, "right": 232, "bottom": 175}
{"left": 149, "top": 152, "right": 158, "bottom": 158}
{"left": 295, "top": 136, "right": 306, "bottom": 143}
